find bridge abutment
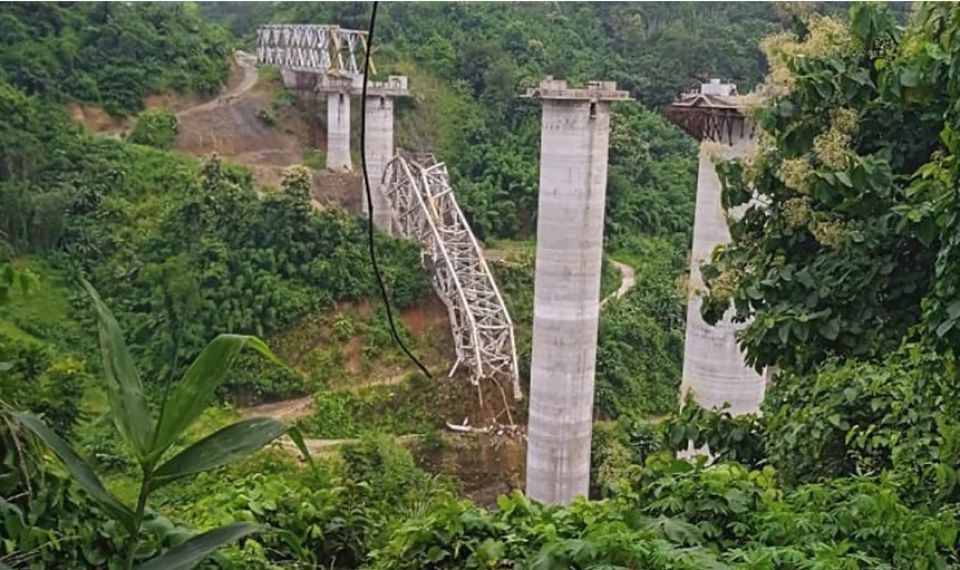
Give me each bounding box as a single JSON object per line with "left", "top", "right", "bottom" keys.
{"left": 524, "top": 78, "right": 630, "bottom": 505}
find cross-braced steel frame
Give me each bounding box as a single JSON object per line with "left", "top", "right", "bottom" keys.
{"left": 257, "top": 24, "right": 369, "bottom": 76}
{"left": 384, "top": 153, "right": 522, "bottom": 400}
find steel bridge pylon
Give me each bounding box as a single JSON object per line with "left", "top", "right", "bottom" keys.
{"left": 383, "top": 153, "right": 522, "bottom": 402}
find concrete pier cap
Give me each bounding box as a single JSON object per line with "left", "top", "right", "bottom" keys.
{"left": 700, "top": 78, "right": 738, "bottom": 97}
{"left": 524, "top": 76, "right": 630, "bottom": 506}
{"left": 523, "top": 76, "right": 632, "bottom": 102}
{"left": 366, "top": 75, "right": 409, "bottom": 97}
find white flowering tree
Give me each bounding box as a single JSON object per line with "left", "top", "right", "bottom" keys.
{"left": 701, "top": 3, "right": 960, "bottom": 372}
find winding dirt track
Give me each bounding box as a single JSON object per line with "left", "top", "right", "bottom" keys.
{"left": 240, "top": 371, "right": 417, "bottom": 424}
{"left": 602, "top": 260, "right": 637, "bottom": 307}
{"left": 241, "top": 371, "right": 431, "bottom": 454}
{"left": 247, "top": 258, "right": 638, "bottom": 450}
{"left": 172, "top": 51, "right": 303, "bottom": 188}
{"left": 178, "top": 51, "right": 259, "bottom": 118}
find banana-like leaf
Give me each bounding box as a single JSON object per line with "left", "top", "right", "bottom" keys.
{"left": 150, "top": 417, "right": 297, "bottom": 489}
{"left": 285, "top": 424, "right": 314, "bottom": 467}
{"left": 150, "top": 334, "right": 284, "bottom": 462}
{"left": 136, "top": 522, "right": 261, "bottom": 570}
{"left": 81, "top": 279, "right": 154, "bottom": 460}
{"left": 13, "top": 412, "right": 135, "bottom": 531}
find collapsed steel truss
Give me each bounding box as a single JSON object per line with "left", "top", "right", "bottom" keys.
{"left": 384, "top": 153, "right": 522, "bottom": 400}
{"left": 256, "top": 24, "right": 368, "bottom": 76}
{"left": 663, "top": 93, "right": 754, "bottom": 144}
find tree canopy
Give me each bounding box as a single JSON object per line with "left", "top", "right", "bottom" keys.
{"left": 702, "top": 3, "right": 960, "bottom": 373}
{"left": 0, "top": 3, "right": 230, "bottom": 115}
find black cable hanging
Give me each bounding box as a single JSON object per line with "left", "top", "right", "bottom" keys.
{"left": 360, "top": 1, "right": 433, "bottom": 380}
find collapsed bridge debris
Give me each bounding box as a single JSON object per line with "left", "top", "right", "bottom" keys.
{"left": 383, "top": 152, "right": 522, "bottom": 402}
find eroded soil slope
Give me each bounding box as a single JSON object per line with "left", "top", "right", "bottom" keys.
{"left": 173, "top": 52, "right": 302, "bottom": 189}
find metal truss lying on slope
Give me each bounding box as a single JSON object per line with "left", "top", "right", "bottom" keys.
{"left": 383, "top": 153, "right": 522, "bottom": 401}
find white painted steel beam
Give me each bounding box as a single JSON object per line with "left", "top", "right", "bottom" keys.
{"left": 383, "top": 153, "right": 521, "bottom": 399}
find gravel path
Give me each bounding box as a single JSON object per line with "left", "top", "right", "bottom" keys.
{"left": 602, "top": 260, "right": 637, "bottom": 307}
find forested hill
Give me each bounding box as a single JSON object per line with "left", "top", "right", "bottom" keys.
{"left": 0, "top": 3, "right": 230, "bottom": 115}
{"left": 250, "top": 3, "right": 785, "bottom": 419}
{"left": 7, "top": 2, "right": 960, "bottom": 569}
{"left": 205, "top": 2, "right": 781, "bottom": 241}
{"left": 0, "top": 2, "right": 427, "bottom": 396}
{"left": 210, "top": 2, "right": 778, "bottom": 107}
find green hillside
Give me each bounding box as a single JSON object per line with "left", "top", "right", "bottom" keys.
{"left": 6, "top": 2, "right": 960, "bottom": 569}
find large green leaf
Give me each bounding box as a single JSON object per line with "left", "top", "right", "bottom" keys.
{"left": 136, "top": 522, "right": 261, "bottom": 570}
{"left": 12, "top": 412, "right": 135, "bottom": 531}
{"left": 150, "top": 418, "right": 297, "bottom": 489}
{"left": 81, "top": 279, "right": 154, "bottom": 460}
{"left": 150, "top": 334, "right": 283, "bottom": 462}
{"left": 284, "top": 424, "right": 314, "bottom": 465}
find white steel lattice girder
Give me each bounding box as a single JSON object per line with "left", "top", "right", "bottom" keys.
{"left": 383, "top": 153, "right": 521, "bottom": 399}
{"left": 256, "top": 24, "right": 367, "bottom": 76}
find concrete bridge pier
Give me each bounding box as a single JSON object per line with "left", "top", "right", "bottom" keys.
{"left": 664, "top": 80, "right": 766, "bottom": 416}
{"left": 326, "top": 90, "right": 352, "bottom": 171}
{"left": 524, "top": 78, "right": 630, "bottom": 505}
{"left": 681, "top": 129, "right": 764, "bottom": 414}
{"left": 363, "top": 95, "right": 395, "bottom": 233}
{"left": 362, "top": 77, "right": 409, "bottom": 234}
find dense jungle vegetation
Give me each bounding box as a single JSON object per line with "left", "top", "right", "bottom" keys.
{"left": 0, "top": 3, "right": 230, "bottom": 115}
{"left": 6, "top": 1, "right": 960, "bottom": 569}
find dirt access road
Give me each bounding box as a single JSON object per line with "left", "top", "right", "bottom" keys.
{"left": 247, "top": 258, "right": 638, "bottom": 435}
{"left": 173, "top": 51, "right": 304, "bottom": 189}
{"left": 178, "top": 51, "right": 260, "bottom": 117}
{"left": 602, "top": 260, "right": 637, "bottom": 307}
{"left": 240, "top": 370, "right": 419, "bottom": 425}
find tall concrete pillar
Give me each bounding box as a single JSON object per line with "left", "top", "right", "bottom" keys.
{"left": 326, "top": 91, "right": 351, "bottom": 170}
{"left": 363, "top": 95, "right": 394, "bottom": 233}
{"left": 680, "top": 102, "right": 765, "bottom": 415}
{"left": 525, "top": 78, "right": 630, "bottom": 505}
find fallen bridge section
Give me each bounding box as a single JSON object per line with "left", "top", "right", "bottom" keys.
{"left": 383, "top": 153, "right": 521, "bottom": 403}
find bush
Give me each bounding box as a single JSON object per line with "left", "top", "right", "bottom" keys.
{"left": 0, "top": 406, "right": 200, "bottom": 568}
{"left": 665, "top": 395, "right": 767, "bottom": 468}
{"left": 255, "top": 107, "right": 277, "bottom": 126}
{"left": 127, "top": 109, "right": 179, "bottom": 149}
{"left": 297, "top": 382, "right": 436, "bottom": 439}
{"left": 220, "top": 351, "right": 312, "bottom": 404}
{"left": 764, "top": 344, "right": 960, "bottom": 500}
{"left": 370, "top": 457, "right": 960, "bottom": 569}
{"left": 302, "top": 147, "right": 325, "bottom": 170}
{"left": 0, "top": 335, "right": 87, "bottom": 436}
